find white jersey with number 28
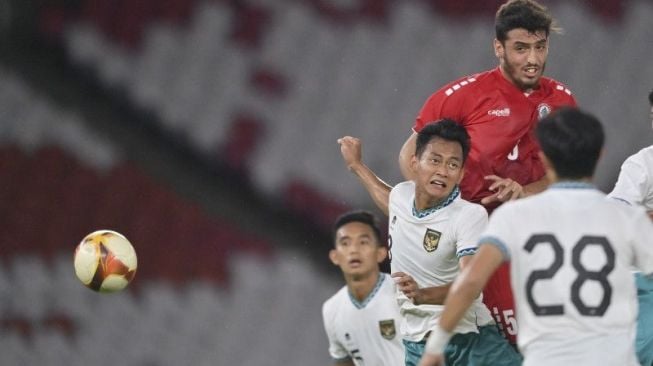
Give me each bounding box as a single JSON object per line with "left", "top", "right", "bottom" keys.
{"left": 481, "top": 184, "right": 653, "bottom": 366}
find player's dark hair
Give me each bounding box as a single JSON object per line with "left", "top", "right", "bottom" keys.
{"left": 333, "top": 210, "right": 382, "bottom": 246}
{"left": 415, "top": 119, "right": 471, "bottom": 162}
{"left": 648, "top": 89, "right": 653, "bottom": 106}
{"left": 536, "top": 107, "right": 604, "bottom": 180}
{"left": 495, "top": 0, "right": 559, "bottom": 42}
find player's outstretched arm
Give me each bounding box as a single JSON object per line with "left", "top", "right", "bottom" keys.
{"left": 398, "top": 132, "right": 418, "bottom": 181}
{"left": 338, "top": 136, "right": 392, "bottom": 215}
{"left": 419, "top": 244, "right": 504, "bottom": 366}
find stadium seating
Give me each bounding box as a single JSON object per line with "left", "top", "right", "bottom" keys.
{"left": 47, "top": 0, "right": 653, "bottom": 231}
{"left": 0, "top": 66, "right": 336, "bottom": 365}
{"left": 5, "top": 1, "right": 653, "bottom": 363}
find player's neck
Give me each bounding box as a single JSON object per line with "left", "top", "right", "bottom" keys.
{"left": 347, "top": 271, "right": 381, "bottom": 303}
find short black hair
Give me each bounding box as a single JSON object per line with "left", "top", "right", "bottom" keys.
{"left": 333, "top": 210, "right": 382, "bottom": 246}
{"left": 415, "top": 119, "right": 471, "bottom": 162}
{"left": 648, "top": 89, "right": 653, "bottom": 106}
{"left": 495, "top": 0, "right": 558, "bottom": 42}
{"left": 535, "top": 107, "right": 604, "bottom": 180}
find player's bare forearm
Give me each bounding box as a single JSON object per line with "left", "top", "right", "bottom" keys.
{"left": 392, "top": 272, "right": 451, "bottom": 305}
{"left": 413, "top": 283, "right": 452, "bottom": 305}
{"left": 438, "top": 245, "right": 504, "bottom": 332}
{"left": 349, "top": 162, "right": 392, "bottom": 216}
{"left": 339, "top": 136, "right": 393, "bottom": 215}
{"left": 399, "top": 132, "right": 417, "bottom": 181}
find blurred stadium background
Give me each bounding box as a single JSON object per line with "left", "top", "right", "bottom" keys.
{"left": 0, "top": 0, "right": 652, "bottom": 364}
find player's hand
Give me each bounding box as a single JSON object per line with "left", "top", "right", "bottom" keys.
{"left": 647, "top": 210, "right": 653, "bottom": 222}
{"left": 418, "top": 352, "right": 444, "bottom": 366}
{"left": 481, "top": 175, "right": 524, "bottom": 205}
{"left": 337, "top": 136, "right": 363, "bottom": 171}
{"left": 391, "top": 272, "right": 422, "bottom": 304}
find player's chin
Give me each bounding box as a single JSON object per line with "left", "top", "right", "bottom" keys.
{"left": 520, "top": 74, "right": 541, "bottom": 88}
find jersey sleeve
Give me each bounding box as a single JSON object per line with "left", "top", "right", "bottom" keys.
{"left": 453, "top": 204, "right": 488, "bottom": 258}
{"left": 478, "top": 204, "right": 514, "bottom": 262}
{"left": 630, "top": 209, "right": 653, "bottom": 275}
{"left": 608, "top": 156, "right": 648, "bottom": 206}
{"left": 550, "top": 80, "right": 578, "bottom": 108}
{"left": 414, "top": 86, "right": 466, "bottom": 132}
{"left": 321, "top": 301, "right": 350, "bottom": 362}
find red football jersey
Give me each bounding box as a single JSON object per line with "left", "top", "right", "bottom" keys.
{"left": 413, "top": 67, "right": 577, "bottom": 344}
{"left": 415, "top": 67, "right": 577, "bottom": 211}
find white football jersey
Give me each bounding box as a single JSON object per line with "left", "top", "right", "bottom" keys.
{"left": 322, "top": 273, "right": 404, "bottom": 366}
{"left": 482, "top": 183, "right": 653, "bottom": 366}
{"left": 609, "top": 145, "right": 653, "bottom": 211}
{"left": 388, "top": 181, "right": 491, "bottom": 341}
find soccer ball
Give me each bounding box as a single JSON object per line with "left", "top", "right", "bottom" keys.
{"left": 74, "top": 230, "right": 137, "bottom": 293}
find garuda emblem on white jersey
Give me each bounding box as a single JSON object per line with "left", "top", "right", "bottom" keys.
{"left": 378, "top": 319, "right": 396, "bottom": 340}
{"left": 423, "top": 228, "right": 441, "bottom": 252}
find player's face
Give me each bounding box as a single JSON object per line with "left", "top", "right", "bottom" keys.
{"left": 412, "top": 137, "right": 464, "bottom": 208}
{"left": 495, "top": 28, "right": 549, "bottom": 91}
{"left": 331, "top": 222, "right": 386, "bottom": 280}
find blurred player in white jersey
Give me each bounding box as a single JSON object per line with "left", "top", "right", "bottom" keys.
{"left": 322, "top": 210, "right": 404, "bottom": 366}
{"left": 608, "top": 89, "right": 653, "bottom": 366}
{"left": 420, "top": 107, "right": 653, "bottom": 366}
{"left": 338, "top": 121, "right": 520, "bottom": 366}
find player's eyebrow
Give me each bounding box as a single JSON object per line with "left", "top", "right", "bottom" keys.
{"left": 338, "top": 233, "right": 371, "bottom": 242}
{"left": 513, "top": 39, "right": 547, "bottom": 47}
{"left": 427, "top": 151, "right": 461, "bottom": 161}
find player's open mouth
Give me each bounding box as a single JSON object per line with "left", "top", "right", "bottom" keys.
{"left": 524, "top": 67, "right": 539, "bottom": 77}
{"left": 430, "top": 180, "right": 446, "bottom": 188}
{"left": 349, "top": 259, "right": 362, "bottom": 267}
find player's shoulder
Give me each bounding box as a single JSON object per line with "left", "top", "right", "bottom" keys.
{"left": 628, "top": 145, "right": 653, "bottom": 164}
{"left": 322, "top": 285, "right": 349, "bottom": 316}
{"left": 539, "top": 76, "right": 576, "bottom": 102}
{"left": 425, "top": 69, "right": 494, "bottom": 105}
{"left": 391, "top": 181, "right": 415, "bottom": 197}
{"left": 452, "top": 197, "right": 488, "bottom": 218}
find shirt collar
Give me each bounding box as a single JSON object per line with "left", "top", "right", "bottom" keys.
{"left": 550, "top": 181, "right": 596, "bottom": 190}
{"left": 349, "top": 274, "right": 385, "bottom": 310}
{"left": 412, "top": 185, "right": 460, "bottom": 218}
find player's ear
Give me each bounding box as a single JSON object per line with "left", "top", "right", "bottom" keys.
{"left": 494, "top": 38, "right": 503, "bottom": 58}
{"left": 329, "top": 248, "right": 340, "bottom": 266}
{"left": 410, "top": 154, "right": 419, "bottom": 172}
{"left": 376, "top": 245, "right": 388, "bottom": 263}
{"left": 458, "top": 165, "right": 465, "bottom": 183}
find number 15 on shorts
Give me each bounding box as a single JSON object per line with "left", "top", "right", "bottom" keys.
{"left": 493, "top": 307, "right": 518, "bottom": 336}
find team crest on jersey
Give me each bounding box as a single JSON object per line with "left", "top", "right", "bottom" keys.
{"left": 537, "top": 103, "right": 552, "bottom": 119}
{"left": 378, "top": 319, "right": 396, "bottom": 340}
{"left": 423, "top": 229, "right": 441, "bottom": 252}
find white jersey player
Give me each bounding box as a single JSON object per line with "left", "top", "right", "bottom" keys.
{"left": 388, "top": 181, "right": 490, "bottom": 341}
{"left": 420, "top": 108, "right": 653, "bottom": 366}
{"left": 323, "top": 272, "right": 404, "bottom": 366}
{"left": 338, "top": 120, "right": 520, "bottom": 366}
{"left": 606, "top": 89, "right": 653, "bottom": 366}
{"left": 609, "top": 145, "right": 653, "bottom": 212}
{"left": 322, "top": 211, "right": 404, "bottom": 366}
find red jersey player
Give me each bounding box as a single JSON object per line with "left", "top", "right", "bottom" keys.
{"left": 398, "top": 0, "right": 576, "bottom": 346}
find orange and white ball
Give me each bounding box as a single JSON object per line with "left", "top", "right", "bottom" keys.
{"left": 74, "top": 230, "right": 137, "bottom": 293}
